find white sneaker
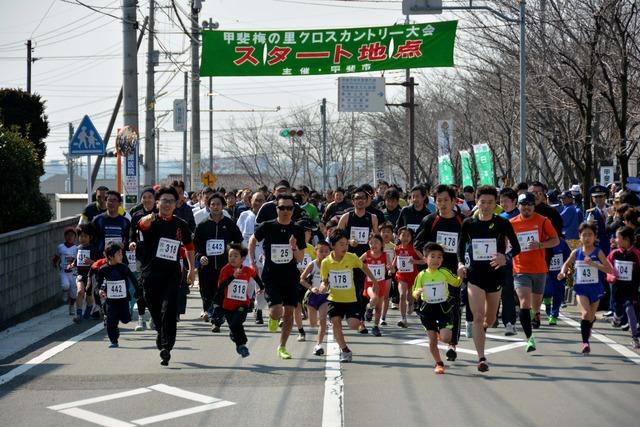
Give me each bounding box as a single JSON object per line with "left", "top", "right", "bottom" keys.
{"left": 505, "top": 322, "right": 517, "bottom": 336}
{"left": 339, "top": 350, "right": 352, "bottom": 362}
{"left": 135, "top": 317, "right": 146, "bottom": 331}
{"left": 465, "top": 321, "right": 473, "bottom": 338}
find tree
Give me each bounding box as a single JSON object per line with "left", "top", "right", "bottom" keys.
{"left": 0, "top": 128, "right": 52, "bottom": 233}
{"left": 0, "top": 88, "right": 50, "bottom": 175}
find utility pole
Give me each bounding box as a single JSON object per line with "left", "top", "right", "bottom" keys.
{"left": 68, "top": 123, "right": 74, "bottom": 193}
{"left": 208, "top": 18, "right": 214, "bottom": 175}
{"left": 156, "top": 127, "right": 160, "bottom": 181}
{"left": 321, "top": 98, "right": 328, "bottom": 191}
{"left": 26, "top": 39, "right": 32, "bottom": 94}
{"left": 518, "top": 0, "right": 527, "bottom": 182}
{"left": 190, "top": 0, "right": 202, "bottom": 191}
{"left": 404, "top": 15, "right": 415, "bottom": 188}
{"left": 122, "top": 0, "right": 139, "bottom": 205}
{"left": 144, "top": 0, "right": 156, "bottom": 185}
{"left": 183, "top": 71, "right": 188, "bottom": 184}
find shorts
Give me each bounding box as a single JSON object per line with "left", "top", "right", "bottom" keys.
{"left": 466, "top": 268, "right": 504, "bottom": 293}
{"left": 363, "top": 281, "right": 387, "bottom": 297}
{"left": 307, "top": 292, "right": 328, "bottom": 310}
{"left": 418, "top": 302, "right": 454, "bottom": 332}
{"left": 514, "top": 273, "right": 547, "bottom": 294}
{"left": 264, "top": 281, "right": 299, "bottom": 308}
{"left": 573, "top": 283, "right": 604, "bottom": 304}
{"left": 327, "top": 301, "right": 360, "bottom": 320}
{"left": 60, "top": 271, "right": 77, "bottom": 297}
{"left": 612, "top": 283, "right": 638, "bottom": 302}
{"left": 396, "top": 272, "right": 417, "bottom": 285}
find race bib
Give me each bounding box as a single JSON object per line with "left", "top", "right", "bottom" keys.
{"left": 368, "top": 263, "right": 385, "bottom": 281}
{"left": 156, "top": 237, "right": 180, "bottom": 261}
{"left": 471, "top": 238, "right": 497, "bottom": 261}
{"left": 397, "top": 256, "right": 413, "bottom": 273}
{"left": 106, "top": 280, "right": 126, "bottom": 299}
{"left": 76, "top": 249, "right": 91, "bottom": 266}
{"left": 297, "top": 253, "right": 313, "bottom": 270}
{"left": 407, "top": 224, "right": 420, "bottom": 233}
{"left": 227, "top": 279, "right": 248, "bottom": 301}
{"left": 125, "top": 251, "right": 137, "bottom": 272}
{"left": 206, "top": 239, "right": 225, "bottom": 256}
{"left": 271, "top": 244, "right": 293, "bottom": 264}
{"left": 575, "top": 261, "right": 598, "bottom": 284}
{"left": 549, "top": 253, "right": 563, "bottom": 272}
{"left": 328, "top": 269, "right": 353, "bottom": 290}
{"left": 104, "top": 236, "right": 122, "bottom": 248}
{"left": 424, "top": 281, "right": 446, "bottom": 304}
{"left": 436, "top": 231, "right": 458, "bottom": 254}
{"left": 517, "top": 230, "right": 539, "bottom": 252}
{"left": 350, "top": 227, "right": 369, "bottom": 245}
{"left": 615, "top": 260, "right": 633, "bottom": 281}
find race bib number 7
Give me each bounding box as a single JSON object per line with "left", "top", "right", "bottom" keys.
{"left": 471, "top": 238, "right": 497, "bottom": 261}
{"left": 424, "top": 281, "right": 446, "bottom": 304}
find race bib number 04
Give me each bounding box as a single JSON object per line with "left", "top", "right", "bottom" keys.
{"left": 206, "top": 239, "right": 225, "bottom": 256}
{"left": 471, "top": 238, "right": 497, "bottom": 261}
{"left": 106, "top": 279, "right": 126, "bottom": 299}
{"left": 329, "top": 269, "right": 353, "bottom": 290}
{"left": 615, "top": 260, "right": 633, "bottom": 281}
{"left": 156, "top": 237, "right": 180, "bottom": 261}
{"left": 271, "top": 244, "right": 293, "bottom": 264}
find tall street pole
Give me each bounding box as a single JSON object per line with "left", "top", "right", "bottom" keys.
{"left": 183, "top": 71, "right": 188, "bottom": 184}
{"left": 122, "top": 0, "right": 139, "bottom": 205}
{"left": 321, "top": 98, "right": 328, "bottom": 191}
{"left": 26, "top": 39, "right": 32, "bottom": 94}
{"left": 144, "top": 0, "right": 156, "bottom": 185}
{"left": 519, "top": 0, "right": 527, "bottom": 183}
{"left": 208, "top": 18, "right": 214, "bottom": 175}
{"left": 190, "top": 1, "right": 201, "bottom": 191}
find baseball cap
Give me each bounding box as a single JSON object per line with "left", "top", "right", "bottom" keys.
{"left": 559, "top": 191, "right": 573, "bottom": 199}
{"left": 569, "top": 184, "right": 581, "bottom": 194}
{"left": 517, "top": 192, "right": 536, "bottom": 205}
{"left": 63, "top": 226, "right": 77, "bottom": 235}
{"left": 274, "top": 179, "right": 290, "bottom": 190}
{"left": 589, "top": 185, "right": 607, "bottom": 196}
{"left": 295, "top": 219, "right": 317, "bottom": 231}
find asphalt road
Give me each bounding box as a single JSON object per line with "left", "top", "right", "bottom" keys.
{"left": 1, "top": 292, "right": 639, "bottom": 427}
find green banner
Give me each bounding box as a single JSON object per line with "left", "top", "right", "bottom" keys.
{"left": 201, "top": 21, "right": 457, "bottom": 77}
{"left": 438, "top": 155, "right": 454, "bottom": 185}
{"left": 473, "top": 144, "right": 494, "bottom": 185}
{"left": 459, "top": 150, "right": 473, "bottom": 187}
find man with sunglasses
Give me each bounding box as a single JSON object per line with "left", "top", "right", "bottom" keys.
{"left": 137, "top": 187, "right": 196, "bottom": 366}
{"left": 249, "top": 193, "right": 306, "bottom": 359}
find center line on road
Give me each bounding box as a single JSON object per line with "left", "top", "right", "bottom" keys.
{"left": 322, "top": 327, "right": 343, "bottom": 427}
{"left": 559, "top": 314, "right": 640, "bottom": 365}
{"left": 0, "top": 323, "right": 104, "bottom": 387}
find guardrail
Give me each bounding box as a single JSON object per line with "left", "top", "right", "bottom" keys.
{"left": 0, "top": 216, "right": 79, "bottom": 331}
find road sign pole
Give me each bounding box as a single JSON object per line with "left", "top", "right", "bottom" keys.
{"left": 87, "top": 155, "right": 92, "bottom": 203}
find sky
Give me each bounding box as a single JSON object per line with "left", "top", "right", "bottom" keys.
{"left": 0, "top": 0, "right": 473, "bottom": 167}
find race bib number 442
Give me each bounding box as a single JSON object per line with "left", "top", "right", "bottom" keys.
{"left": 206, "top": 239, "right": 225, "bottom": 256}
{"left": 106, "top": 280, "right": 127, "bottom": 299}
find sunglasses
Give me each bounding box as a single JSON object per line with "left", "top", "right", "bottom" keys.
{"left": 277, "top": 205, "right": 294, "bottom": 211}
{"left": 353, "top": 196, "right": 367, "bottom": 201}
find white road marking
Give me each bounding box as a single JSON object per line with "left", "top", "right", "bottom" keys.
{"left": 131, "top": 401, "right": 236, "bottom": 425}
{"left": 58, "top": 407, "right": 136, "bottom": 427}
{"left": 148, "top": 384, "right": 220, "bottom": 404}
{"left": 0, "top": 323, "right": 103, "bottom": 386}
{"left": 405, "top": 332, "right": 526, "bottom": 356}
{"left": 322, "top": 326, "right": 343, "bottom": 427}
{"left": 559, "top": 314, "right": 640, "bottom": 365}
{"left": 48, "top": 388, "right": 152, "bottom": 411}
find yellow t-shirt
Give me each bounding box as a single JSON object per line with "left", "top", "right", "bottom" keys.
{"left": 412, "top": 267, "right": 461, "bottom": 304}
{"left": 320, "top": 252, "right": 363, "bottom": 303}
{"left": 383, "top": 242, "right": 395, "bottom": 267}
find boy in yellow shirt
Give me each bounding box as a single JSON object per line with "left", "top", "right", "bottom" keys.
{"left": 320, "top": 229, "right": 381, "bottom": 362}
{"left": 413, "top": 242, "right": 462, "bottom": 374}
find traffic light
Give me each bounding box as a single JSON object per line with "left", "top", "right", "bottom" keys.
{"left": 280, "top": 128, "right": 304, "bottom": 138}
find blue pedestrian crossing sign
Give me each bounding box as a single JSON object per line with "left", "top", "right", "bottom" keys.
{"left": 69, "top": 115, "right": 105, "bottom": 156}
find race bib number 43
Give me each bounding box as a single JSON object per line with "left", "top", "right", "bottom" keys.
{"left": 329, "top": 269, "right": 353, "bottom": 290}
{"left": 472, "top": 238, "right": 497, "bottom": 261}
{"left": 106, "top": 280, "right": 126, "bottom": 299}
{"left": 575, "top": 261, "right": 598, "bottom": 284}
{"left": 156, "top": 238, "right": 180, "bottom": 261}
{"left": 271, "top": 244, "right": 293, "bottom": 264}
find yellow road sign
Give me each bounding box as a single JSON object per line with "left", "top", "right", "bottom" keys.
{"left": 201, "top": 171, "right": 217, "bottom": 187}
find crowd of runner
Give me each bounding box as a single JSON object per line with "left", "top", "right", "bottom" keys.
{"left": 52, "top": 178, "right": 640, "bottom": 373}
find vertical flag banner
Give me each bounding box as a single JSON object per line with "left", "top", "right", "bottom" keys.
{"left": 201, "top": 21, "right": 458, "bottom": 77}
{"left": 438, "top": 155, "right": 454, "bottom": 185}
{"left": 437, "top": 119, "right": 453, "bottom": 156}
{"left": 472, "top": 144, "right": 494, "bottom": 185}
{"left": 459, "top": 150, "right": 473, "bottom": 187}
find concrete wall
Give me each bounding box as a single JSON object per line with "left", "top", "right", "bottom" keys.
{"left": 0, "top": 216, "right": 79, "bottom": 331}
